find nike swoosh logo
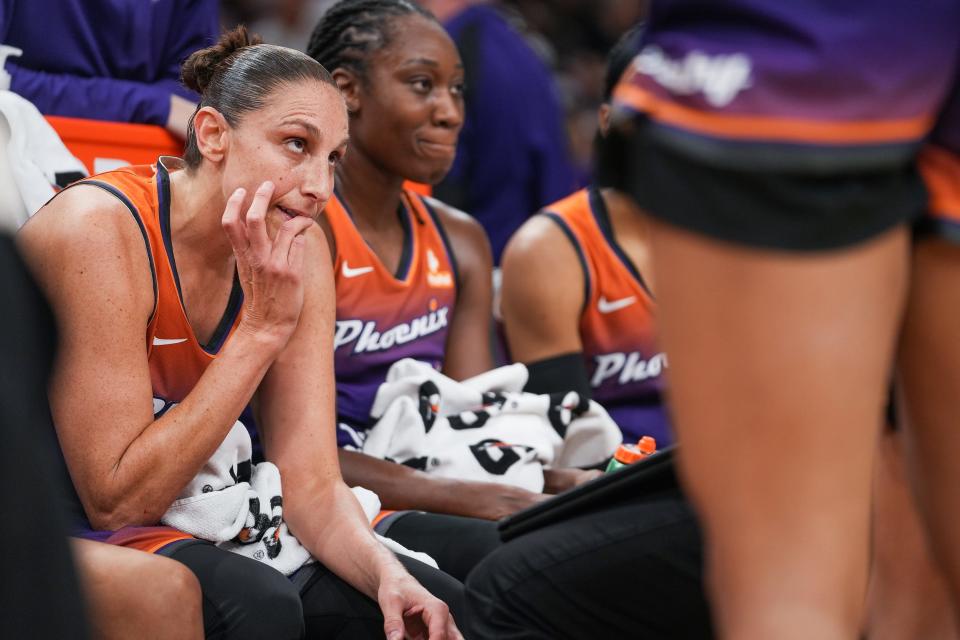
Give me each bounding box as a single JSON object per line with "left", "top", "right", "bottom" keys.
{"left": 152, "top": 337, "right": 187, "bottom": 346}
{"left": 598, "top": 295, "right": 637, "bottom": 314}
{"left": 341, "top": 261, "right": 374, "bottom": 278}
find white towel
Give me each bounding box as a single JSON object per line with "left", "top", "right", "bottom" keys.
{"left": 0, "top": 90, "right": 86, "bottom": 231}
{"left": 361, "top": 359, "right": 621, "bottom": 492}
{"left": 161, "top": 407, "right": 436, "bottom": 575}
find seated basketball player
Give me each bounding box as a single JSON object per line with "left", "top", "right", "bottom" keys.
{"left": 18, "top": 27, "right": 461, "bottom": 639}
{"left": 305, "top": 0, "right": 599, "bottom": 580}
{"left": 499, "top": 25, "right": 672, "bottom": 448}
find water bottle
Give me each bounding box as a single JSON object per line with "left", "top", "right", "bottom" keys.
{"left": 606, "top": 436, "right": 657, "bottom": 472}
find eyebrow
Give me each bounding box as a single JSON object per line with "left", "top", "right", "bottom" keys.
{"left": 280, "top": 118, "right": 321, "bottom": 139}
{"left": 400, "top": 57, "right": 464, "bottom": 70}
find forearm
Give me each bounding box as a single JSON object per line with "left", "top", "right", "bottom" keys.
{"left": 9, "top": 64, "right": 173, "bottom": 125}
{"left": 91, "top": 331, "right": 279, "bottom": 528}
{"left": 339, "top": 449, "right": 539, "bottom": 519}
{"left": 287, "top": 479, "right": 405, "bottom": 599}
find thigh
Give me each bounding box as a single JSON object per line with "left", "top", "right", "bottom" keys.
{"left": 160, "top": 540, "right": 304, "bottom": 640}
{"left": 378, "top": 511, "right": 501, "bottom": 581}
{"left": 464, "top": 495, "right": 710, "bottom": 640}
{"left": 296, "top": 554, "right": 465, "bottom": 639}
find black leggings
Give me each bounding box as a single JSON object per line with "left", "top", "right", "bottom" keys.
{"left": 160, "top": 540, "right": 465, "bottom": 639}
{"left": 377, "top": 511, "right": 502, "bottom": 582}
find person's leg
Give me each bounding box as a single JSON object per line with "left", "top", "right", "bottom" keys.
{"left": 73, "top": 539, "right": 203, "bottom": 640}
{"left": 897, "top": 236, "right": 960, "bottom": 614}
{"left": 377, "top": 511, "right": 501, "bottom": 582}
{"left": 464, "top": 493, "right": 710, "bottom": 640}
{"left": 863, "top": 427, "right": 958, "bottom": 640}
{"left": 160, "top": 540, "right": 305, "bottom": 640}
{"left": 650, "top": 221, "right": 909, "bottom": 639}
{"left": 297, "top": 554, "right": 465, "bottom": 639}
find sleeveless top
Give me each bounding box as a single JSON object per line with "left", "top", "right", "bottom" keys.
{"left": 67, "top": 157, "right": 242, "bottom": 552}
{"left": 542, "top": 187, "right": 673, "bottom": 446}
{"left": 326, "top": 189, "right": 459, "bottom": 448}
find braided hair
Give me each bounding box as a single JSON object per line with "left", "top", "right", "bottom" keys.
{"left": 181, "top": 26, "right": 337, "bottom": 169}
{"left": 306, "top": 0, "right": 437, "bottom": 83}
{"left": 603, "top": 23, "right": 645, "bottom": 103}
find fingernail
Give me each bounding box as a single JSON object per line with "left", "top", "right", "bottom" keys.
{"left": 233, "top": 187, "right": 246, "bottom": 198}
{"left": 259, "top": 181, "right": 274, "bottom": 192}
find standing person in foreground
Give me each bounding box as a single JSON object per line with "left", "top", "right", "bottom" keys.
{"left": 500, "top": 24, "right": 674, "bottom": 448}
{"left": 599, "top": 2, "right": 960, "bottom": 638}
{"left": 307, "top": 0, "right": 596, "bottom": 582}
{"left": 18, "top": 27, "right": 460, "bottom": 639}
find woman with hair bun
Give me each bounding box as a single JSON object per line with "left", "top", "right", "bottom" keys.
{"left": 18, "top": 27, "right": 462, "bottom": 639}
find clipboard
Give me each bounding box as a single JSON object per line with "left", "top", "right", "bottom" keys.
{"left": 497, "top": 445, "right": 679, "bottom": 542}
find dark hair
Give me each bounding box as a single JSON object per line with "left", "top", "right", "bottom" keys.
{"left": 181, "top": 26, "right": 338, "bottom": 168}
{"left": 306, "top": 0, "right": 436, "bottom": 83}
{"left": 603, "top": 23, "right": 645, "bottom": 103}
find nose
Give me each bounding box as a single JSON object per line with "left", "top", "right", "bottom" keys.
{"left": 301, "top": 159, "right": 335, "bottom": 211}
{"left": 433, "top": 87, "right": 464, "bottom": 131}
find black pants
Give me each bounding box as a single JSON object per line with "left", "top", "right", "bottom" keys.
{"left": 378, "top": 511, "right": 502, "bottom": 582}
{"left": 463, "top": 494, "right": 713, "bottom": 639}
{"left": 161, "top": 540, "right": 466, "bottom": 639}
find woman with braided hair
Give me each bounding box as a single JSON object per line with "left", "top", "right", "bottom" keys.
{"left": 304, "top": 0, "right": 602, "bottom": 582}
{"left": 19, "top": 26, "right": 462, "bottom": 639}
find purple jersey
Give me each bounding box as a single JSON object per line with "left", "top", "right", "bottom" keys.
{"left": 326, "top": 190, "right": 459, "bottom": 448}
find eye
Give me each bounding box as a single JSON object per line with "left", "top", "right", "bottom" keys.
{"left": 328, "top": 150, "right": 341, "bottom": 166}
{"left": 410, "top": 77, "right": 432, "bottom": 94}
{"left": 285, "top": 138, "right": 306, "bottom": 154}
{"left": 451, "top": 81, "right": 466, "bottom": 98}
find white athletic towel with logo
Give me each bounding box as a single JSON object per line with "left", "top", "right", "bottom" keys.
{"left": 0, "top": 90, "right": 87, "bottom": 232}
{"left": 161, "top": 415, "right": 437, "bottom": 576}
{"left": 361, "top": 359, "right": 622, "bottom": 492}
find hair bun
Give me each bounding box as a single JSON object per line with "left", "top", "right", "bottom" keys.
{"left": 181, "top": 26, "right": 264, "bottom": 95}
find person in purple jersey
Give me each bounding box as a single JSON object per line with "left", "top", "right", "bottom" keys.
{"left": 597, "top": 2, "right": 960, "bottom": 638}
{"left": 415, "top": 0, "right": 579, "bottom": 262}
{"left": 0, "top": 0, "right": 218, "bottom": 138}
{"left": 306, "top": 0, "right": 600, "bottom": 583}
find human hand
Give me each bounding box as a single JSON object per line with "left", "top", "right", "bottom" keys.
{"left": 222, "top": 182, "right": 314, "bottom": 349}
{"left": 465, "top": 483, "right": 550, "bottom": 521}
{"left": 542, "top": 467, "right": 604, "bottom": 494}
{"left": 166, "top": 94, "right": 196, "bottom": 140}
{"left": 378, "top": 568, "right": 462, "bottom": 640}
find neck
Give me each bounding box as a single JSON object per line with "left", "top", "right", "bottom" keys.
{"left": 167, "top": 163, "right": 234, "bottom": 268}
{"left": 336, "top": 147, "right": 405, "bottom": 231}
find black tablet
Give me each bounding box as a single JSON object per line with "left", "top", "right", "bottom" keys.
{"left": 497, "top": 445, "right": 679, "bottom": 542}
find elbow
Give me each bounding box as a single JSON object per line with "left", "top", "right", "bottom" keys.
{"left": 85, "top": 492, "right": 165, "bottom": 531}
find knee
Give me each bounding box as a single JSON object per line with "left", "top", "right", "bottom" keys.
{"left": 151, "top": 562, "right": 203, "bottom": 633}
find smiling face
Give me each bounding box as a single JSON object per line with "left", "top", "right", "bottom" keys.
{"left": 347, "top": 14, "right": 465, "bottom": 185}
{"left": 218, "top": 79, "right": 349, "bottom": 234}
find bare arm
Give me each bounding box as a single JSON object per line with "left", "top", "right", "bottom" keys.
{"left": 430, "top": 198, "right": 495, "bottom": 380}
{"left": 258, "top": 227, "right": 458, "bottom": 639}
{"left": 338, "top": 448, "right": 546, "bottom": 520}
{"left": 17, "top": 183, "right": 307, "bottom": 530}
{"left": 500, "top": 214, "right": 585, "bottom": 364}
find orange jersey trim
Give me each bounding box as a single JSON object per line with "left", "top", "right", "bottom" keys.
{"left": 919, "top": 145, "right": 960, "bottom": 224}
{"left": 613, "top": 83, "right": 934, "bottom": 145}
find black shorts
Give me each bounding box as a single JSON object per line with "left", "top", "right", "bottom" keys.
{"left": 600, "top": 2, "right": 960, "bottom": 251}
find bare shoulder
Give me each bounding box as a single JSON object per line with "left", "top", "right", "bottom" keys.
{"left": 501, "top": 213, "right": 580, "bottom": 285}
{"left": 422, "top": 195, "right": 488, "bottom": 249}
{"left": 17, "top": 184, "right": 155, "bottom": 322}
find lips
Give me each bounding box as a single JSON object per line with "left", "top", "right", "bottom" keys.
{"left": 418, "top": 139, "right": 457, "bottom": 158}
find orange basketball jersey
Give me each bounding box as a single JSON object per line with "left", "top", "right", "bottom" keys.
{"left": 326, "top": 188, "right": 458, "bottom": 447}
{"left": 543, "top": 187, "right": 672, "bottom": 445}
{"left": 68, "top": 156, "right": 242, "bottom": 552}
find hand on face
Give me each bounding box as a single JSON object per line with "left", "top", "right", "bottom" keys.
{"left": 222, "top": 180, "right": 313, "bottom": 351}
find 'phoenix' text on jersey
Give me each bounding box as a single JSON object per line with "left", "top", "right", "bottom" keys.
{"left": 335, "top": 307, "right": 451, "bottom": 354}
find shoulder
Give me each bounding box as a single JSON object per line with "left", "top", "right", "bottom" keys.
{"left": 17, "top": 183, "right": 155, "bottom": 315}
{"left": 502, "top": 212, "right": 580, "bottom": 282}
{"left": 421, "top": 195, "right": 491, "bottom": 263}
